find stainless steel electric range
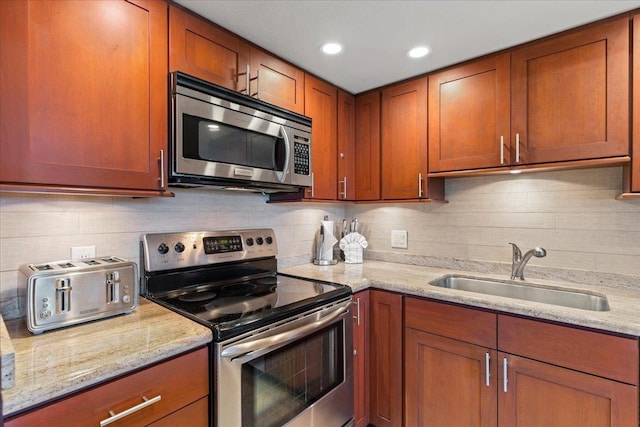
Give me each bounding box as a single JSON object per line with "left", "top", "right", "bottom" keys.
{"left": 140, "top": 229, "right": 354, "bottom": 427}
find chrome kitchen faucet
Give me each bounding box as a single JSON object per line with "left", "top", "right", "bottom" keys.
{"left": 509, "top": 243, "right": 547, "bottom": 280}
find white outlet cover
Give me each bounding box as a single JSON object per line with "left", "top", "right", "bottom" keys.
{"left": 71, "top": 245, "right": 96, "bottom": 260}
{"left": 391, "top": 230, "right": 408, "bottom": 249}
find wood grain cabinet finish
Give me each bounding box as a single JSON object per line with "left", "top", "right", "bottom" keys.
{"left": 338, "top": 90, "right": 356, "bottom": 201}
{"left": 5, "top": 348, "right": 209, "bottom": 426}
{"left": 510, "top": 17, "right": 629, "bottom": 165}
{"left": 381, "top": 78, "right": 430, "bottom": 200}
{"left": 429, "top": 17, "right": 629, "bottom": 174}
{"left": 632, "top": 14, "right": 640, "bottom": 192}
{"left": 403, "top": 298, "right": 638, "bottom": 427}
{"left": 169, "top": 5, "right": 249, "bottom": 92}
{"left": 0, "top": 0, "right": 168, "bottom": 195}
{"left": 354, "top": 91, "right": 382, "bottom": 201}
{"left": 352, "top": 291, "right": 370, "bottom": 427}
{"left": 428, "top": 54, "right": 510, "bottom": 173}
{"left": 304, "top": 75, "right": 338, "bottom": 200}
{"left": 370, "top": 290, "right": 403, "bottom": 427}
{"left": 250, "top": 47, "right": 305, "bottom": 115}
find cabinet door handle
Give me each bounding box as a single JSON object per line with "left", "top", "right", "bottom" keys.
{"left": 100, "top": 395, "right": 162, "bottom": 426}
{"left": 515, "top": 133, "right": 520, "bottom": 163}
{"left": 485, "top": 352, "right": 491, "bottom": 386}
{"left": 340, "top": 176, "right": 347, "bottom": 199}
{"left": 352, "top": 297, "right": 360, "bottom": 325}
{"left": 158, "top": 149, "right": 165, "bottom": 188}
{"left": 503, "top": 357, "right": 508, "bottom": 392}
{"left": 500, "top": 136, "right": 505, "bottom": 165}
{"left": 418, "top": 173, "right": 423, "bottom": 198}
{"left": 310, "top": 172, "right": 315, "bottom": 198}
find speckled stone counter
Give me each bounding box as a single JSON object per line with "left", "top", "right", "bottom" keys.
{"left": 280, "top": 261, "right": 640, "bottom": 337}
{"left": 1, "top": 315, "right": 15, "bottom": 390}
{"left": 1, "top": 298, "right": 212, "bottom": 417}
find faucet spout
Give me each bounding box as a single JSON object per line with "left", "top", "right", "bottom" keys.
{"left": 509, "top": 243, "right": 546, "bottom": 280}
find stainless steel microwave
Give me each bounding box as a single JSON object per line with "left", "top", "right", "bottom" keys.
{"left": 170, "top": 72, "right": 312, "bottom": 193}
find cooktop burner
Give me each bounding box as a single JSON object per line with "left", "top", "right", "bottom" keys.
{"left": 178, "top": 291, "right": 217, "bottom": 303}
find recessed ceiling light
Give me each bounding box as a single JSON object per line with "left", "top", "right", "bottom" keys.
{"left": 407, "top": 46, "right": 430, "bottom": 58}
{"left": 321, "top": 42, "right": 343, "bottom": 55}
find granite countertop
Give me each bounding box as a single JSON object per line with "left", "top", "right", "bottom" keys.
{"left": 280, "top": 261, "right": 640, "bottom": 337}
{"left": 1, "top": 298, "right": 212, "bottom": 417}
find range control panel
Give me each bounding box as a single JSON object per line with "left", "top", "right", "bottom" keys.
{"left": 142, "top": 229, "right": 278, "bottom": 272}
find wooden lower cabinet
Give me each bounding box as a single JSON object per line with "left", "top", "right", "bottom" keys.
{"left": 352, "top": 291, "right": 370, "bottom": 427}
{"left": 632, "top": 14, "right": 640, "bottom": 192}
{"left": 403, "top": 297, "right": 638, "bottom": 427}
{"left": 5, "top": 347, "right": 209, "bottom": 426}
{"left": 370, "top": 290, "right": 403, "bottom": 427}
{"left": 499, "top": 353, "right": 637, "bottom": 427}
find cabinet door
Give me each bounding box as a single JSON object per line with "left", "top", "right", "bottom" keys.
{"left": 498, "top": 353, "right": 638, "bottom": 427}
{"left": 250, "top": 47, "right": 305, "bottom": 114}
{"left": 355, "top": 91, "right": 382, "bottom": 200}
{"left": 370, "top": 290, "right": 403, "bottom": 427}
{"left": 169, "top": 5, "right": 250, "bottom": 92}
{"left": 304, "top": 75, "right": 338, "bottom": 200}
{"left": 405, "top": 330, "right": 498, "bottom": 427}
{"left": 0, "top": 0, "right": 168, "bottom": 194}
{"left": 338, "top": 90, "right": 356, "bottom": 201}
{"left": 352, "top": 291, "right": 370, "bottom": 427}
{"left": 429, "top": 54, "right": 510, "bottom": 172}
{"left": 511, "top": 18, "right": 629, "bottom": 165}
{"left": 381, "top": 77, "right": 429, "bottom": 200}
{"left": 632, "top": 15, "right": 640, "bottom": 192}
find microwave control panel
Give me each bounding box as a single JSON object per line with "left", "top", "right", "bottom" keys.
{"left": 293, "top": 141, "right": 310, "bottom": 176}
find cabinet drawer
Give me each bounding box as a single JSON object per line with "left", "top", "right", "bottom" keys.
{"left": 405, "top": 297, "right": 496, "bottom": 348}
{"left": 498, "top": 315, "right": 638, "bottom": 385}
{"left": 6, "top": 347, "right": 209, "bottom": 426}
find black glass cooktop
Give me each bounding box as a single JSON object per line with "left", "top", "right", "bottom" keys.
{"left": 150, "top": 273, "right": 351, "bottom": 341}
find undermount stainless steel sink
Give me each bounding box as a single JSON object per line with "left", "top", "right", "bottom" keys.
{"left": 429, "top": 275, "right": 610, "bottom": 312}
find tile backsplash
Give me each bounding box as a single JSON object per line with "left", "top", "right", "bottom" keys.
{"left": 1, "top": 167, "right": 639, "bottom": 319}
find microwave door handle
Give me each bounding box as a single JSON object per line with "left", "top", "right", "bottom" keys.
{"left": 220, "top": 304, "right": 349, "bottom": 361}
{"left": 274, "top": 126, "right": 290, "bottom": 182}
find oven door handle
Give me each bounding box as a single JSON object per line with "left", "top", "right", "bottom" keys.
{"left": 220, "top": 304, "right": 349, "bottom": 361}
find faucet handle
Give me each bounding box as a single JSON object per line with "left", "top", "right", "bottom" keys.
{"left": 508, "top": 242, "right": 522, "bottom": 260}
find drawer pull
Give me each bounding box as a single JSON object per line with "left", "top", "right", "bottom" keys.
{"left": 100, "top": 395, "right": 162, "bottom": 426}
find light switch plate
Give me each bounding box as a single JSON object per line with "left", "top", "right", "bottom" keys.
{"left": 391, "top": 230, "right": 408, "bottom": 249}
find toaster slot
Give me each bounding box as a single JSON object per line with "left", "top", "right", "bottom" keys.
{"left": 106, "top": 271, "right": 120, "bottom": 303}
{"left": 56, "top": 278, "right": 72, "bottom": 313}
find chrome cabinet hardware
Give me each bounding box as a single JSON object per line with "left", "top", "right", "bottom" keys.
{"left": 311, "top": 172, "right": 315, "bottom": 197}
{"left": 340, "top": 177, "right": 348, "bottom": 199}
{"left": 100, "top": 395, "right": 162, "bottom": 426}
{"left": 352, "top": 297, "right": 361, "bottom": 325}
{"left": 158, "top": 149, "right": 165, "bottom": 188}
{"left": 485, "top": 352, "right": 491, "bottom": 387}
{"left": 515, "top": 133, "right": 521, "bottom": 163}
{"left": 500, "top": 136, "right": 505, "bottom": 165}
{"left": 418, "top": 173, "right": 424, "bottom": 197}
{"left": 503, "top": 358, "right": 508, "bottom": 392}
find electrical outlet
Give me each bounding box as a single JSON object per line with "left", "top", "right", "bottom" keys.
{"left": 391, "top": 230, "right": 408, "bottom": 249}
{"left": 71, "top": 245, "right": 96, "bottom": 260}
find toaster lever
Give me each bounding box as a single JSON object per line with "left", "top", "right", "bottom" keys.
{"left": 106, "top": 271, "right": 120, "bottom": 303}
{"left": 55, "top": 278, "right": 72, "bottom": 313}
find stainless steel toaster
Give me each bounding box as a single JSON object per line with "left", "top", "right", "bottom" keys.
{"left": 20, "top": 257, "right": 138, "bottom": 334}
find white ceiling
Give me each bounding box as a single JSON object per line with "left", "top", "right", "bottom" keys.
{"left": 174, "top": 0, "right": 638, "bottom": 94}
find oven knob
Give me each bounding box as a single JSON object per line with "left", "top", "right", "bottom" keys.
{"left": 246, "top": 238, "right": 254, "bottom": 246}
{"left": 256, "top": 237, "right": 264, "bottom": 245}
{"left": 157, "top": 243, "right": 169, "bottom": 255}
{"left": 174, "top": 242, "right": 185, "bottom": 253}
{"left": 265, "top": 236, "right": 273, "bottom": 245}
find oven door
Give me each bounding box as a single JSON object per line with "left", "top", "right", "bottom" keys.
{"left": 174, "top": 90, "right": 291, "bottom": 185}
{"left": 215, "top": 298, "right": 354, "bottom": 427}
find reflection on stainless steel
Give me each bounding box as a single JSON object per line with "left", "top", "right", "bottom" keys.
{"left": 429, "top": 275, "right": 610, "bottom": 311}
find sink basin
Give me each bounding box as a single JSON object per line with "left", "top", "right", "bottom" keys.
{"left": 429, "top": 275, "right": 610, "bottom": 311}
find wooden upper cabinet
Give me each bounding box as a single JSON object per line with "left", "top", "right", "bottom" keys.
{"left": 250, "top": 47, "right": 305, "bottom": 114}
{"left": 632, "top": 14, "right": 640, "bottom": 192}
{"left": 169, "top": 5, "right": 249, "bottom": 92}
{"left": 381, "top": 77, "right": 430, "bottom": 200}
{"left": 337, "top": 90, "right": 356, "bottom": 200}
{"left": 304, "top": 75, "right": 337, "bottom": 200}
{"left": 511, "top": 17, "right": 629, "bottom": 165}
{"left": 429, "top": 54, "right": 511, "bottom": 172}
{"left": 355, "top": 91, "right": 382, "bottom": 200}
{"left": 0, "top": 0, "right": 168, "bottom": 194}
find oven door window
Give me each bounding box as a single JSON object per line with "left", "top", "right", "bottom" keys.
{"left": 240, "top": 322, "right": 344, "bottom": 427}
{"left": 182, "top": 114, "right": 286, "bottom": 171}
